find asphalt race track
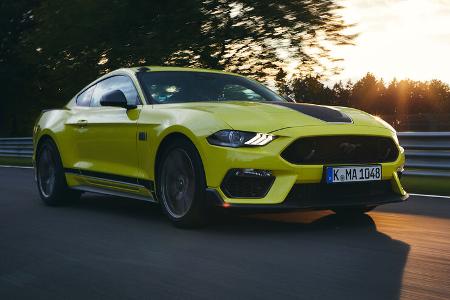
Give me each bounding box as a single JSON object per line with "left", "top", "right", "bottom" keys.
{"left": 1, "top": 167, "right": 449, "bottom": 300}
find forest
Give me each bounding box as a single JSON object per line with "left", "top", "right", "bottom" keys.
{"left": 276, "top": 71, "right": 450, "bottom": 131}
{"left": 1, "top": 0, "right": 448, "bottom": 136}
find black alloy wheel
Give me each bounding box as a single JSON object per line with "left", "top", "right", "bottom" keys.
{"left": 157, "top": 138, "right": 209, "bottom": 227}
{"left": 36, "top": 139, "right": 80, "bottom": 205}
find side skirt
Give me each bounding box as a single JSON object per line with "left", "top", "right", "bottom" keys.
{"left": 71, "top": 185, "right": 157, "bottom": 203}
{"left": 64, "top": 168, "right": 157, "bottom": 203}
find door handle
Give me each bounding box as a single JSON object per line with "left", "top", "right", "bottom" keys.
{"left": 76, "top": 120, "right": 88, "bottom": 128}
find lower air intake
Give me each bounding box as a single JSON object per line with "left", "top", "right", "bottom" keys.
{"left": 221, "top": 169, "right": 275, "bottom": 198}
{"left": 284, "top": 180, "right": 394, "bottom": 207}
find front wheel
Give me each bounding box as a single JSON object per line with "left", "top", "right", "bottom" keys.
{"left": 156, "top": 138, "right": 209, "bottom": 228}
{"left": 36, "top": 139, "right": 80, "bottom": 205}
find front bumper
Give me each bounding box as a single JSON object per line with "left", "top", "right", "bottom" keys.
{"left": 200, "top": 125, "right": 407, "bottom": 208}
{"left": 206, "top": 179, "right": 408, "bottom": 211}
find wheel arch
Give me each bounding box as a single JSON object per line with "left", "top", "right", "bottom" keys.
{"left": 34, "top": 132, "right": 62, "bottom": 184}
{"left": 34, "top": 131, "right": 61, "bottom": 161}
{"left": 154, "top": 131, "right": 205, "bottom": 180}
{"left": 34, "top": 129, "right": 71, "bottom": 175}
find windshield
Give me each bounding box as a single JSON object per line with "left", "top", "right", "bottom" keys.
{"left": 138, "top": 71, "right": 285, "bottom": 104}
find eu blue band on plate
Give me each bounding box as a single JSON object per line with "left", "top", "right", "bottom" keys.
{"left": 326, "top": 167, "right": 333, "bottom": 183}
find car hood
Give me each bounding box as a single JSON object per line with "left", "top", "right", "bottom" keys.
{"left": 156, "top": 101, "right": 393, "bottom": 133}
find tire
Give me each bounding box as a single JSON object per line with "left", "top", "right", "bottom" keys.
{"left": 332, "top": 206, "right": 376, "bottom": 215}
{"left": 156, "top": 137, "right": 209, "bottom": 228}
{"left": 36, "top": 139, "right": 80, "bottom": 206}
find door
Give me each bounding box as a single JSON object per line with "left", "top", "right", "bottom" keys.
{"left": 73, "top": 75, "right": 142, "bottom": 180}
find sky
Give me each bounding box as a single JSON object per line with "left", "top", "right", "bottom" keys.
{"left": 328, "top": 0, "right": 450, "bottom": 85}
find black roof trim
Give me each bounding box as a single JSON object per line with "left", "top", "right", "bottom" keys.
{"left": 137, "top": 67, "right": 150, "bottom": 73}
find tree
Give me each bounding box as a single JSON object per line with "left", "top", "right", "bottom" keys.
{"left": 1, "top": 0, "right": 356, "bottom": 136}
{"left": 275, "top": 68, "right": 291, "bottom": 98}
{"left": 291, "top": 76, "right": 333, "bottom": 104}
{"left": 350, "top": 73, "right": 385, "bottom": 113}
{"left": 0, "top": 0, "right": 40, "bottom": 136}
{"left": 332, "top": 81, "right": 351, "bottom": 106}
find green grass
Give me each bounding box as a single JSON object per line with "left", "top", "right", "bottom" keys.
{"left": 0, "top": 156, "right": 33, "bottom": 167}
{"left": 401, "top": 176, "right": 450, "bottom": 197}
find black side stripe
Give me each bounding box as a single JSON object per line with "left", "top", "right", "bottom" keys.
{"left": 266, "top": 102, "right": 353, "bottom": 123}
{"left": 65, "top": 168, "right": 154, "bottom": 191}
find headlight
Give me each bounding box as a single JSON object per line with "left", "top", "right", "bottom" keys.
{"left": 207, "top": 130, "right": 276, "bottom": 147}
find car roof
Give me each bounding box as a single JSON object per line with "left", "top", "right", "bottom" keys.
{"left": 128, "top": 66, "right": 243, "bottom": 77}
{"left": 67, "top": 66, "right": 245, "bottom": 108}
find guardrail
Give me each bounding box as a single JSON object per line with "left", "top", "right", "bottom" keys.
{"left": 398, "top": 132, "right": 450, "bottom": 178}
{"left": 0, "top": 134, "right": 450, "bottom": 179}
{"left": 0, "top": 137, "right": 33, "bottom": 158}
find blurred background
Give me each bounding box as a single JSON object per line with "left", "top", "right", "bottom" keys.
{"left": 1, "top": 3, "right": 450, "bottom": 298}
{"left": 1, "top": 0, "right": 449, "bottom": 136}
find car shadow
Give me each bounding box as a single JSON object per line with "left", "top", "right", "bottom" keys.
{"left": 61, "top": 193, "right": 410, "bottom": 300}
{"left": 64, "top": 192, "right": 165, "bottom": 218}
{"left": 209, "top": 211, "right": 410, "bottom": 300}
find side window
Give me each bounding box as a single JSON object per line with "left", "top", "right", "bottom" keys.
{"left": 220, "top": 84, "right": 265, "bottom": 101}
{"left": 91, "top": 75, "right": 140, "bottom": 107}
{"left": 149, "top": 84, "right": 183, "bottom": 103}
{"left": 76, "top": 85, "right": 95, "bottom": 107}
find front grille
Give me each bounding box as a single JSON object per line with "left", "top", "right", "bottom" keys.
{"left": 221, "top": 169, "right": 275, "bottom": 198}
{"left": 284, "top": 180, "right": 394, "bottom": 207}
{"left": 281, "top": 135, "right": 399, "bottom": 165}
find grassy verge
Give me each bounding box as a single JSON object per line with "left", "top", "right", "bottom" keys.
{"left": 0, "top": 156, "right": 33, "bottom": 167}
{"left": 401, "top": 176, "right": 450, "bottom": 197}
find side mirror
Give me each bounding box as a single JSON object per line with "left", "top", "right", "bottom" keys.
{"left": 100, "top": 90, "right": 136, "bottom": 109}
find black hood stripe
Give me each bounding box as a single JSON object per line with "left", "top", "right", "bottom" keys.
{"left": 266, "top": 102, "right": 352, "bottom": 123}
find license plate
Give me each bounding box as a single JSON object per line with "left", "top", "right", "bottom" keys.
{"left": 326, "top": 165, "right": 382, "bottom": 184}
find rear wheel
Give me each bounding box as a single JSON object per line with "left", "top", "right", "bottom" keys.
{"left": 156, "top": 138, "right": 208, "bottom": 227}
{"left": 332, "top": 206, "right": 376, "bottom": 215}
{"left": 36, "top": 139, "right": 80, "bottom": 205}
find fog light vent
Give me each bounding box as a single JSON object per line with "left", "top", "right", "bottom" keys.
{"left": 221, "top": 169, "right": 275, "bottom": 198}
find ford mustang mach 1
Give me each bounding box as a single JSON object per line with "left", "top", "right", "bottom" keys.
{"left": 33, "top": 67, "right": 408, "bottom": 227}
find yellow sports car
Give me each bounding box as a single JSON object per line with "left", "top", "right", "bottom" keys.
{"left": 33, "top": 66, "right": 408, "bottom": 227}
